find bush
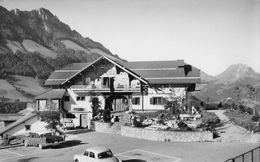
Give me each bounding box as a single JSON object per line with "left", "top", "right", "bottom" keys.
{"left": 224, "top": 110, "right": 259, "bottom": 132}
{"left": 102, "top": 110, "right": 111, "bottom": 123}
{"left": 177, "top": 121, "right": 192, "bottom": 131}
{"left": 251, "top": 116, "right": 259, "bottom": 122}
{"left": 39, "top": 111, "right": 61, "bottom": 130}
{"left": 201, "top": 111, "right": 220, "bottom": 127}
{"left": 205, "top": 103, "right": 219, "bottom": 110}
{"left": 0, "top": 102, "right": 27, "bottom": 113}
{"left": 133, "top": 116, "right": 143, "bottom": 127}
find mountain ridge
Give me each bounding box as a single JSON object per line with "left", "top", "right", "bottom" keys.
{"left": 197, "top": 63, "right": 260, "bottom": 103}
{"left": 0, "top": 6, "right": 122, "bottom": 101}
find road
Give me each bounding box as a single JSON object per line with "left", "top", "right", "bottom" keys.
{"left": 0, "top": 131, "right": 259, "bottom": 162}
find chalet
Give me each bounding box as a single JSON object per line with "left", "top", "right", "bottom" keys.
{"left": 35, "top": 56, "right": 200, "bottom": 127}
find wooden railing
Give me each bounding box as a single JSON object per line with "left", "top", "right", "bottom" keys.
{"left": 225, "top": 145, "right": 260, "bottom": 162}
{"left": 70, "top": 84, "right": 140, "bottom": 92}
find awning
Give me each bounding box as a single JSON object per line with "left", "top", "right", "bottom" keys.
{"left": 35, "top": 89, "right": 66, "bottom": 100}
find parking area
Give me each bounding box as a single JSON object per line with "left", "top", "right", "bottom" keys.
{"left": 0, "top": 146, "right": 44, "bottom": 161}
{"left": 117, "top": 149, "right": 181, "bottom": 162}
{"left": 0, "top": 132, "right": 259, "bottom": 162}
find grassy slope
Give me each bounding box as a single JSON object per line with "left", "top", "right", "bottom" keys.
{"left": 61, "top": 40, "right": 88, "bottom": 52}
{"left": 0, "top": 79, "right": 29, "bottom": 101}
{"left": 22, "top": 39, "right": 57, "bottom": 58}
{"left": 12, "top": 75, "right": 47, "bottom": 96}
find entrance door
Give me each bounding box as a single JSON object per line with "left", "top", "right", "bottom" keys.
{"left": 80, "top": 114, "right": 88, "bottom": 128}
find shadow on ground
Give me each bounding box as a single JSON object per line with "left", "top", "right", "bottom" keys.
{"left": 48, "top": 140, "right": 86, "bottom": 149}
{"left": 17, "top": 157, "right": 39, "bottom": 162}
{"left": 123, "top": 159, "right": 147, "bottom": 162}
{"left": 65, "top": 129, "right": 93, "bottom": 135}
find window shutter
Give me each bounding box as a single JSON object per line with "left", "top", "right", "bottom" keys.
{"left": 162, "top": 98, "right": 166, "bottom": 104}
{"left": 150, "top": 97, "right": 153, "bottom": 105}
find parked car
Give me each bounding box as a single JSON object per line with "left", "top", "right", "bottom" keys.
{"left": 62, "top": 119, "right": 75, "bottom": 130}
{"left": 21, "top": 131, "right": 65, "bottom": 149}
{"left": 74, "top": 146, "right": 122, "bottom": 162}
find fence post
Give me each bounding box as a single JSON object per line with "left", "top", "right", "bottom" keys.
{"left": 242, "top": 154, "right": 244, "bottom": 162}
{"left": 251, "top": 150, "right": 253, "bottom": 162}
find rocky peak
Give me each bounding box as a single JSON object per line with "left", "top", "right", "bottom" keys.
{"left": 216, "top": 63, "right": 260, "bottom": 84}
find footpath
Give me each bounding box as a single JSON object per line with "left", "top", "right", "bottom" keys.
{"left": 209, "top": 110, "right": 260, "bottom": 143}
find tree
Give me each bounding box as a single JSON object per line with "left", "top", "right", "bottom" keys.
{"left": 90, "top": 97, "right": 101, "bottom": 118}
{"left": 232, "top": 85, "right": 242, "bottom": 103}
{"left": 39, "top": 111, "right": 61, "bottom": 130}
{"left": 164, "top": 100, "right": 181, "bottom": 116}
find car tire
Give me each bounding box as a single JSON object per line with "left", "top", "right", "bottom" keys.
{"left": 74, "top": 159, "right": 79, "bottom": 162}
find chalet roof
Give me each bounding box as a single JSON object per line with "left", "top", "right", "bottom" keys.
{"left": 45, "top": 57, "right": 103, "bottom": 85}
{"left": 45, "top": 56, "right": 148, "bottom": 86}
{"left": 35, "top": 89, "right": 66, "bottom": 99}
{"left": 44, "top": 56, "right": 200, "bottom": 86}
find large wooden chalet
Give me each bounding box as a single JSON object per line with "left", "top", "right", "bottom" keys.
{"left": 35, "top": 56, "right": 200, "bottom": 127}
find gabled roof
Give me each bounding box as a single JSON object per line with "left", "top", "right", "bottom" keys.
{"left": 45, "top": 56, "right": 104, "bottom": 85}
{"left": 44, "top": 56, "right": 200, "bottom": 86}
{"left": 35, "top": 89, "right": 66, "bottom": 99}
{"left": 45, "top": 56, "right": 148, "bottom": 86}
{"left": 0, "top": 112, "right": 37, "bottom": 136}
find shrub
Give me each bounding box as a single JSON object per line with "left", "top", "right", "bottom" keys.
{"left": 177, "top": 121, "right": 192, "bottom": 131}
{"left": 201, "top": 111, "right": 220, "bottom": 127}
{"left": 133, "top": 116, "right": 143, "bottom": 127}
{"left": 251, "top": 116, "right": 259, "bottom": 122}
{"left": 224, "top": 110, "right": 258, "bottom": 132}
{"left": 205, "top": 103, "right": 219, "bottom": 110}
{"left": 102, "top": 110, "right": 111, "bottom": 123}
{"left": 39, "top": 111, "right": 61, "bottom": 130}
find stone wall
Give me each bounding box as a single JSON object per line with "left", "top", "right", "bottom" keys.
{"left": 121, "top": 125, "right": 213, "bottom": 142}
{"left": 94, "top": 121, "right": 121, "bottom": 134}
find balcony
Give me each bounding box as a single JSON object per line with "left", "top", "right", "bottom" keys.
{"left": 70, "top": 84, "right": 140, "bottom": 92}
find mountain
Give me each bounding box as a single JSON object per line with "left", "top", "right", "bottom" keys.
{"left": 195, "top": 64, "right": 260, "bottom": 103}
{"left": 216, "top": 63, "right": 260, "bottom": 85}
{"left": 0, "top": 6, "right": 122, "bottom": 101}
{"left": 200, "top": 71, "right": 217, "bottom": 83}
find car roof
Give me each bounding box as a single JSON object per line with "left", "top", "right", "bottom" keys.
{"left": 86, "top": 146, "right": 111, "bottom": 154}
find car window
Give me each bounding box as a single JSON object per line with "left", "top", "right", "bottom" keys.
{"left": 98, "top": 150, "right": 113, "bottom": 159}
{"left": 89, "top": 152, "right": 95, "bottom": 158}
{"left": 83, "top": 151, "right": 89, "bottom": 156}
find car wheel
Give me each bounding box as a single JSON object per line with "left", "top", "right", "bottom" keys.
{"left": 74, "top": 159, "right": 79, "bottom": 162}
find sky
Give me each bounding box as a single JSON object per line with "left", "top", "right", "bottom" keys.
{"left": 1, "top": 0, "right": 260, "bottom": 76}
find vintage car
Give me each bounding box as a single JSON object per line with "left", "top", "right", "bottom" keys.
{"left": 74, "top": 146, "right": 122, "bottom": 162}
{"left": 21, "top": 131, "right": 65, "bottom": 149}
{"left": 61, "top": 119, "right": 75, "bottom": 130}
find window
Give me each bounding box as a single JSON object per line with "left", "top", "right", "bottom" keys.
{"left": 89, "top": 152, "right": 95, "bottom": 158}
{"left": 25, "top": 125, "right": 31, "bottom": 131}
{"left": 150, "top": 97, "right": 166, "bottom": 105}
{"left": 64, "top": 96, "right": 70, "bottom": 102}
{"left": 83, "top": 151, "right": 89, "bottom": 156}
{"left": 76, "top": 96, "right": 85, "bottom": 101}
{"left": 102, "top": 77, "right": 110, "bottom": 88}
{"left": 98, "top": 150, "right": 113, "bottom": 159}
{"left": 132, "top": 97, "right": 140, "bottom": 105}
{"left": 85, "top": 77, "right": 91, "bottom": 85}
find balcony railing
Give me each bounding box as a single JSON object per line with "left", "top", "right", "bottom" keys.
{"left": 70, "top": 84, "right": 140, "bottom": 92}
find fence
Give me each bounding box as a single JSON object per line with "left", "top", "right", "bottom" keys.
{"left": 225, "top": 146, "right": 260, "bottom": 162}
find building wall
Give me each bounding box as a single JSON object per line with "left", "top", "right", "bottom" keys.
{"left": 132, "top": 88, "right": 186, "bottom": 111}
{"left": 3, "top": 116, "right": 49, "bottom": 137}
